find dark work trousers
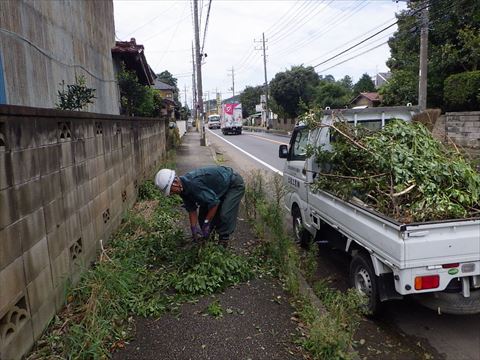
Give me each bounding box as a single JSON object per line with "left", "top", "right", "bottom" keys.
{"left": 198, "top": 172, "right": 245, "bottom": 238}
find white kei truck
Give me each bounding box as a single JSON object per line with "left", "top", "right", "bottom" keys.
{"left": 278, "top": 106, "right": 480, "bottom": 314}
{"left": 221, "top": 103, "right": 243, "bottom": 135}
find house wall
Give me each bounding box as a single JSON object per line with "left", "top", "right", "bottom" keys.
{"left": 0, "top": 105, "right": 166, "bottom": 359}
{"left": 445, "top": 111, "right": 480, "bottom": 148}
{"left": 273, "top": 117, "right": 296, "bottom": 132}
{"left": 352, "top": 98, "right": 373, "bottom": 107}
{"left": 0, "top": 0, "right": 120, "bottom": 114}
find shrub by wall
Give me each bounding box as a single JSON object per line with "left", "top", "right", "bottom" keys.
{"left": 444, "top": 71, "right": 480, "bottom": 111}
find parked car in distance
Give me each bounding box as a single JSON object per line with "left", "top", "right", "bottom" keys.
{"left": 207, "top": 114, "right": 221, "bottom": 129}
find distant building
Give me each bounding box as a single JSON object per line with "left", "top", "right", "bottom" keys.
{"left": 152, "top": 79, "right": 176, "bottom": 119}
{"left": 372, "top": 72, "right": 391, "bottom": 88}
{"left": 112, "top": 38, "right": 156, "bottom": 87}
{"left": 350, "top": 92, "right": 382, "bottom": 107}
{"left": 0, "top": 0, "right": 120, "bottom": 114}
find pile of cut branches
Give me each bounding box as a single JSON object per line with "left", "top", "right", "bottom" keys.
{"left": 308, "top": 116, "right": 480, "bottom": 223}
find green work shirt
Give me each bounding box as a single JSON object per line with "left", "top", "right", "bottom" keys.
{"left": 179, "top": 166, "right": 234, "bottom": 212}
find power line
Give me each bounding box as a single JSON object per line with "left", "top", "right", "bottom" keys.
{"left": 263, "top": 1, "right": 301, "bottom": 35}
{"left": 268, "top": 1, "right": 317, "bottom": 40}
{"left": 152, "top": 1, "right": 188, "bottom": 70}
{"left": 125, "top": 1, "right": 178, "bottom": 37}
{"left": 272, "top": 1, "right": 369, "bottom": 58}
{"left": 313, "top": 21, "right": 398, "bottom": 69}
{"left": 305, "top": 15, "right": 396, "bottom": 65}
{"left": 316, "top": 41, "right": 389, "bottom": 74}
{"left": 0, "top": 27, "right": 115, "bottom": 82}
{"left": 313, "top": 0, "right": 447, "bottom": 73}
{"left": 269, "top": 0, "right": 332, "bottom": 47}
{"left": 311, "top": 0, "right": 436, "bottom": 70}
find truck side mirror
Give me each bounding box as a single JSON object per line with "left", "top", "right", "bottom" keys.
{"left": 279, "top": 144, "right": 288, "bottom": 159}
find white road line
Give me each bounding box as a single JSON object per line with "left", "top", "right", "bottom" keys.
{"left": 206, "top": 129, "right": 283, "bottom": 176}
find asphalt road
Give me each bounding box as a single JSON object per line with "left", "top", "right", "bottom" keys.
{"left": 206, "top": 128, "right": 480, "bottom": 360}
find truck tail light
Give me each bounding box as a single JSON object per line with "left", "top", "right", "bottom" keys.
{"left": 442, "top": 263, "right": 459, "bottom": 269}
{"left": 415, "top": 275, "right": 440, "bottom": 290}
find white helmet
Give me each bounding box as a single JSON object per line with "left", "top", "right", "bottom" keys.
{"left": 155, "top": 169, "right": 176, "bottom": 195}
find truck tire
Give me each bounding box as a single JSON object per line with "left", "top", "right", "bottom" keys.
{"left": 292, "top": 207, "right": 311, "bottom": 248}
{"left": 349, "top": 252, "right": 381, "bottom": 315}
{"left": 414, "top": 289, "right": 480, "bottom": 315}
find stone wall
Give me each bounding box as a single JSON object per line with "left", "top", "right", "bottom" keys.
{"left": 0, "top": 0, "right": 119, "bottom": 114}
{"left": 0, "top": 105, "right": 166, "bottom": 359}
{"left": 445, "top": 111, "right": 480, "bottom": 148}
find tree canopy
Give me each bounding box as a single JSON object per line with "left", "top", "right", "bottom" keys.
{"left": 240, "top": 85, "right": 264, "bottom": 118}
{"left": 383, "top": 0, "right": 480, "bottom": 109}
{"left": 353, "top": 73, "right": 375, "bottom": 94}
{"left": 269, "top": 65, "right": 319, "bottom": 118}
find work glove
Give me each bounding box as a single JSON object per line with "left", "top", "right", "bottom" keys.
{"left": 190, "top": 225, "right": 203, "bottom": 240}
{"left": 201, "top": 221, "right": 211, "bottom": 238}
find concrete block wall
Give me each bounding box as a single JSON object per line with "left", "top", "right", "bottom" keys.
{"left": 445, "top": 111, "right": 480, "bottom": 148}
{"left": 0, "top": 105, "right": 166, "bottom": 359}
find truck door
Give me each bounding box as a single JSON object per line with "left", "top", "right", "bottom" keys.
{"left": 284, "top": 126, "right": 310, "bottom": 227}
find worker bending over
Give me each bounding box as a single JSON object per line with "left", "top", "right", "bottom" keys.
{"left": 155, "top": 166, "right": 245, "bottom": 245}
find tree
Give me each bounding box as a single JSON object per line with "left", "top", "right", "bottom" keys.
{"left": 56, "top": 74, "right": 96, "bottom": 111}
{"left": 386, "top": 0, "right": 480, "bottom": 108}
{"left": 117, "top": 65, "right": 148, "bottom": 116}
{"left": 269, "top": 65, "right": 319, "bottom": 118}
{"left": 314, "top": 82, "right": 350, "bottom": 109}
{"left": 156, "top": 70, "right": 178, "bottom": 88}
{"left": 117, "top": 64, "right": 164, "bottom": 117}
{"left": 239, "top": 85, "right": 263, "bottom": 118}
{"left": 379, "top": 70, "right": 417, "bottom": 106}
{"left": 338, "top": 75, "right": 353, "bottom": 92}
{"left": 353, "top": 73, "right": 375, "bottom": 94}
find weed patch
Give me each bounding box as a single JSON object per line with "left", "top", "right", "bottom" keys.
{"left": 205, "top": 300, "right": 223, "bottom": 318}
{"left": 244, "top": 172, "right": 365, "bottom": 360}
{"left": 28, "top": 183, "right": 253, "bottom": 359}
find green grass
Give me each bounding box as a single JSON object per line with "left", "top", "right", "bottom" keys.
{"left": 28, "top": 179, "right": 253, "bottom": 359}
{"left": 243, "top": 172, "right": 366, "bottom": 360}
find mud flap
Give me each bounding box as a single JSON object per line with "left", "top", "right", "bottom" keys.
{"left": 378, "top": 273, "right": 403, "bottom": 301}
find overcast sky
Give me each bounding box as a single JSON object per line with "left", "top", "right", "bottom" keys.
{"left": 113, "top": 0, "right": 408, "bottom": 107}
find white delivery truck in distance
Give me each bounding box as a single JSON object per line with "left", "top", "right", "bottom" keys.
{"left": 278, "top": 106, "right": 480, "bottom": 315}
{"left": 221, "top": 103, "right": 242, "bottom": 135}
{"left": 207, "top": 114, "right": 221, "bottom": 129}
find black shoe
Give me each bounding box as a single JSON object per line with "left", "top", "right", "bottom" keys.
{"left": 219, "top": 235, "right": 229, "bottom": 248}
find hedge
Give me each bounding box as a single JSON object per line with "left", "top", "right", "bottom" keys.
{"left": 444, "top": 71, "right": 480, "bottom": 111}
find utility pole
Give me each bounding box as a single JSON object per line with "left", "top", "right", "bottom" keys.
{"left": 193, "top": 0, "right": 205, "bottom": 145}
{"left": 191, "top": 43, "right": 197, "bottom": 126}
{"left": 255, "top": 33, "right": 270, "bottom": 128}
{"left": 418, "top": 2, "right": 429, "bottom": 111}
{"left": 183, "top": 84, "right": 188, "bottom": 108}
{"left": 227, "top": 67, "right": 235, "bottom": 98}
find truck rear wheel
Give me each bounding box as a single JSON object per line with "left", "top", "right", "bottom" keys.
{"left": 414, "top": 289, "right": 480, "bottom": 315}
{"left": 349, "top": 252, "right": 381, "bottom": 315}
{"left": 292, "top": 207, "right": 311, "bottom": 248}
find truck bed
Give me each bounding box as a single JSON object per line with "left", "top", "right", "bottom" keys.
{"left": 309, "top": 189, "right": 480, "bottom": 270}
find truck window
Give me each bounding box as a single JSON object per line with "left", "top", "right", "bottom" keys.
{"left": 290, "top": 127, "right": 309, "bottom": 161}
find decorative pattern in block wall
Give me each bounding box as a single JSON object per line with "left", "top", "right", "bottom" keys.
{"left": 102, "top": 208, "right": 110, "bottom": 224}
{"left": 0, "top": 297, "right": 29, "bottom": 347}
{"left": 95, "top": 122, "right": 103, "bottom": 135}
{"left": 69, "top": 238, "right": 83, "bottom": 262}
{"left": 57, "top": 122, "right": 71, "bottom": 141}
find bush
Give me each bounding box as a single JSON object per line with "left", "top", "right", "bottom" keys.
{"left": 444, "top": 71, "right": 480, "bottom": 111}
